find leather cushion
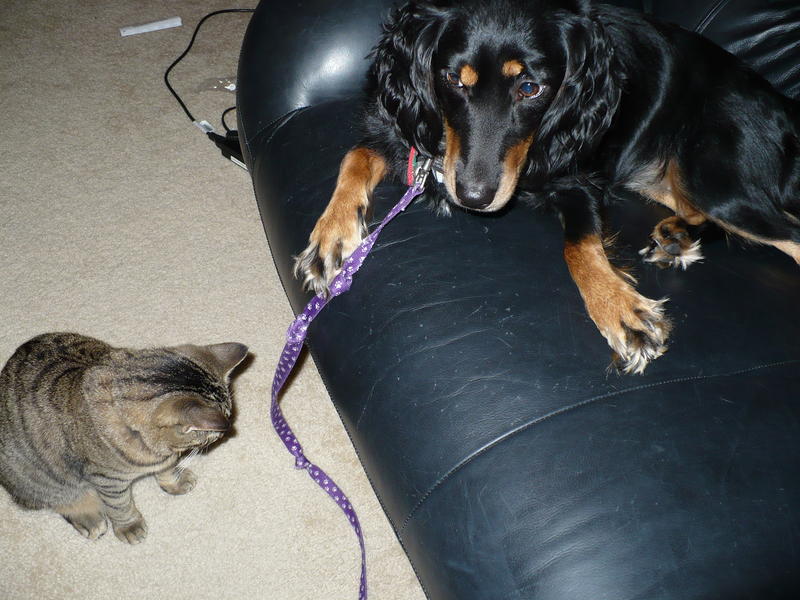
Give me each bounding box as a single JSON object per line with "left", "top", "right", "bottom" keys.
{"left": 245, "top": 97, "right": 800, "bottom": 598}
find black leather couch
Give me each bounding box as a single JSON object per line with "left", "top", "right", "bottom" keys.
{"left": 237, "top": 2, "right": 800, "bottom": 598}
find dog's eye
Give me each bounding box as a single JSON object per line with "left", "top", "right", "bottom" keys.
{"left": 445, "top": 71, "right": 463, "bottom": 88}
{"left": 518, "top": 81, "right": 544, "bottom": 99}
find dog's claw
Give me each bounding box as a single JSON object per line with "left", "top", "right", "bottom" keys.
{"left": 294, "top": 207, "right": 367, "bottom": 296}
{"left": 597, "top": 294, "right": 671, "bottom": 375}
{"left": 640, "top": 216, "right": 703, "bottom": 270}
{"left": 294, "top": 241, "right": 337, "bottom": 297}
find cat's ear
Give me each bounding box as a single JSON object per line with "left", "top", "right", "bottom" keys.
{"left": 174, "top": 342, "right": 249, "bottom": 378}
{"left": 205, "top": 343, "right": 249, "bottom": 376}
{"left": 156, "top": 397, "right": 229, "bottom": 433}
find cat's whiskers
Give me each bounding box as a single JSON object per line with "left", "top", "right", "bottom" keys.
{"left": 176, "top": 448, "right": 200, "bottom": 475}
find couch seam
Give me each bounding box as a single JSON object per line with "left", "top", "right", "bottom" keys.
{"left": 696, "top": 0, "right": 731, "bottom": 33}
{"left": 398, "top": 358, "right": 800, "bottom": 536}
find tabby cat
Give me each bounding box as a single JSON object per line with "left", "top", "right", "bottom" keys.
{"left": 0, "top": 333, "right": 248, "bottom": 544}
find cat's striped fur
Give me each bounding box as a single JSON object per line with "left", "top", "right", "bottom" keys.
{"left": 0, "top": 333, "right": 247, "bottom": 544}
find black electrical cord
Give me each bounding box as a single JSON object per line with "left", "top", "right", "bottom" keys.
{"left": 164, "top": 8, "right": 254, "bottom": 124}
{"left": 221, "top": 105, "right": 237, "bottom": 133}
{"left": 163, "top": 8, "right": 254, "bottom": 168}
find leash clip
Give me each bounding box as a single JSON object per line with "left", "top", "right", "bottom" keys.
{"left": 414, "top": 157, "right": 434, "bottom": 188}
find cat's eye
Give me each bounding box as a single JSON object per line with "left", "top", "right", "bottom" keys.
{"left": 518, "top": 81, "right": 544, "bottom": 99}
{"left": 445, "top": 71, "right": 463, "bottom": 88}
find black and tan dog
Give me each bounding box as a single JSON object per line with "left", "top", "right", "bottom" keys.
{"left": 295, "top": 0, "right": 800, "bottom": 373}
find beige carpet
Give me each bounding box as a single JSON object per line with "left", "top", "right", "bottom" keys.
{"left": 0, "top": 1, "right": 425, "bottom": 598}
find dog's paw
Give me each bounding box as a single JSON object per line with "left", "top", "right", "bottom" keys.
{"left": 639, "top": 216, "right": 703, "bottom": 270}
{"left": 591, "top": 289, "right": 671, "bottom": 375}
{"left": 294, "top": 208, "right": 368, "bottom": 296}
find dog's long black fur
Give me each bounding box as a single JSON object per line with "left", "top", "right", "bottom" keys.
{"left": 295, "top": 0, "right": 800, "bottom": 373}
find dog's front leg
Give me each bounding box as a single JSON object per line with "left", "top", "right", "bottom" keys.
{"left": 555, "top": 189, "right": 671, "bottom": 374}
{"left": 294, "top": 147, "right": 387, "bottom": 296}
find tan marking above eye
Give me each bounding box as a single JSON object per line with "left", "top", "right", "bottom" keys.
{"left": 459, "top": 64, "right": 479, "bottom": 87}
{"left": 502, "top": 60, "right": 524, "bottom": 77}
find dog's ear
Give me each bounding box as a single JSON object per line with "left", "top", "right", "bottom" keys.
{"left": 532, "top": 9, "right": 623, "bottom": 177}
{"left": 369, "top": 1, "right": 451, "bottom": 157}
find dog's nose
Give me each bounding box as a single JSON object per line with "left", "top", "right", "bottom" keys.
{"left": 456, "top": 182, "right": 494, "bottom": 209}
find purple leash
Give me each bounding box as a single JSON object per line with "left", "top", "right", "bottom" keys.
{"left": 270, "top": 155, "right": 432, "bottom": 599}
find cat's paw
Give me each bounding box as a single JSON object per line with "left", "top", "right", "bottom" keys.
{"left": 57, "top": 491, "right": 108, "bottom": 540}
{"left": 64, "top": 512, "right": 108, "bottom": 540}
{"left": 113, "top": 519, "right": 148, "bottom": 544}
{"left": 158, "top": 468, "right": 197, "bottom": 495}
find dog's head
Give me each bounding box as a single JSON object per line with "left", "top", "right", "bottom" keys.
{"left": 371, "top": 0, "right": 621, "bottom": 211}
